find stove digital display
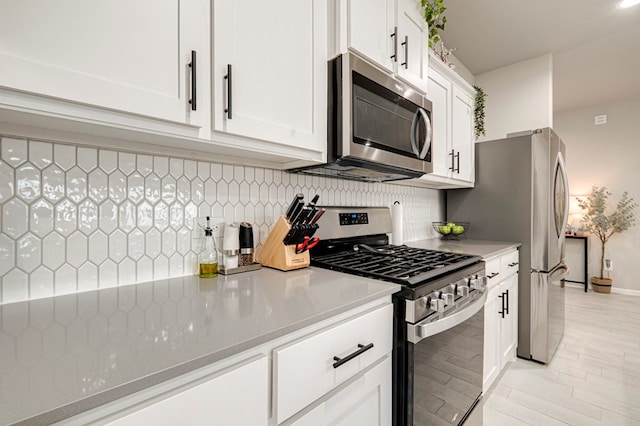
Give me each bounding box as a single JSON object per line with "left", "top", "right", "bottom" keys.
{"left": 339, "top": 212, "right": 369, "bottom": 225}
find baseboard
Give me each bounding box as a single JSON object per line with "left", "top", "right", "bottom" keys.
{"left": 564, "top": 281, "right": 640, "bottom": 296}
{"left": 611, "top": 287, "right": 640, "bottom": 296}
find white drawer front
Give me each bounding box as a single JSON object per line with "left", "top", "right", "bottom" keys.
{"left": 484, "top": 256, "right": 502, "bottom": 289}
{"left": 501, "top": 249, "right": 520, "bottom": 278}
{"left": 273, "top": 304, "right": 393, "bottom": 424}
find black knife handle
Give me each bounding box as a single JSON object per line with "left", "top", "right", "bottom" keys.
{"left": 289, "top": 202, "right": 304, "bottom": 224}
{"left": 285, "top": 193, "right": 304, "bottom": 219}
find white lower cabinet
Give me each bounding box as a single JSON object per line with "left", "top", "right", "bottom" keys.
{"left": 63, "top": 354, "right": 268, "bottom": 426}
{"left": 273, "top": 304, "right": 393, "bottom": 424}
{"left": 288, "top": 357, "right": 392, "bottom": 426}
{"left": 483, "top": 248, "right": 519, "bottom": 392}
{"left": 60, "top": 299, "right": 393, "bottom": 426}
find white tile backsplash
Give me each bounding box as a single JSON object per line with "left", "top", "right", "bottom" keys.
{"left": 0, "top": 135, "right": 444, "bottom": 304}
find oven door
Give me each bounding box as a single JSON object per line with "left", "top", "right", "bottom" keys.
{"left": 406, "top": 292, "right": 486, "bottom": 425}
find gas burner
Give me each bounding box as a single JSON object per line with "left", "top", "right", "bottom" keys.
{"left": 312, "top": 243, "right": 481, "bottom": 287}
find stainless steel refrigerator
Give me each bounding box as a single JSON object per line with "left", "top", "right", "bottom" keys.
{"left": 447, "top": 128, "right": 569, "bottom": 363}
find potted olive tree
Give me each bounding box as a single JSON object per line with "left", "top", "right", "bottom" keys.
{"left": 577, "top": 186, "right": 637, "bottom": 293}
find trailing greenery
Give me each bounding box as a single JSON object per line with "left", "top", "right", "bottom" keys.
{"left": 473, "top": 85, "right": 486, "bottom": 139}
{"left": 421, "top": 0, "right": 447, "bottom": 48}
{"left": 577, "top": 186, "right": 637, "bottom": 279}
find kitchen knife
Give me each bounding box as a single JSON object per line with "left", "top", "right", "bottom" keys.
{"left": 285, "top": 193, "right": 304, "bottom": 220}
{"left": 299, "top": 195, "right": 320, "bottom": 224}
{"left": 293, "top": 206, "right": 311, "bottom": 225}
{"left": 288, "top": 200, "right": 305, "bottom": 224}
{"left": 310, "top": 208, "right": 326, "bottom": 224}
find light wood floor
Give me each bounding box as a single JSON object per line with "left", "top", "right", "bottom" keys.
{"left": 466, "top": 286, "right": 640, "bottom": 425}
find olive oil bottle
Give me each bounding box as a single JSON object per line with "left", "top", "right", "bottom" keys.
{"left": 199, "top": 216, "right": 219, "bottom": 278}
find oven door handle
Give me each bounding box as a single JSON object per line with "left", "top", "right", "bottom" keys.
{"left": 408, "top": 290, "right": 487, "bottom": 344}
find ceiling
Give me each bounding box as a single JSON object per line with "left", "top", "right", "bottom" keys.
{"left": 439, "top": 0, "right": 640, "bottom": 112}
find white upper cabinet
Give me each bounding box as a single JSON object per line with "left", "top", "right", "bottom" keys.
{"left": 0, "top": 0, "right": 206, "bottom": 127}
{"left": 342, "top": 0, "right": 395, "bottom": 73}
{"left": 212, "top": 0, "right": 327, "bottom": 162}
{"left": 337, "top": 0, "right": 429, "bottom": 93}
{"left": 395, "top": 0, "right": 429, "bottom": 92}
{"left": 420, "top": 53, "right": 475, "bottom": 188}
{"left": 451, "top": 85, "right": 474, "bottom": 182}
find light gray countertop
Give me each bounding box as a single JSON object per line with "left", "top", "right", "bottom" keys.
{"left": 406, "top": 238, "right": 521, "bottom": 258}
{"left": 0, "top": 268, "right": 399, "bottom": 425}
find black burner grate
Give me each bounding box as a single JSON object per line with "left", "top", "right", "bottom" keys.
{"left": 311, "top": 245, "right": 481, "bottom": 286}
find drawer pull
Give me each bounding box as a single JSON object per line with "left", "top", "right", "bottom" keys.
{"left": 487, "top": 272, "right": 500, "bottom": 279}
{"left": 224, "top": 64, "right": 232, "bottom": 119}
{"left": 332, "top": 343, "right": 374, "bottom": 369}
{"left": 188, "top": 50, "right": 197, "bottom": 110}
{"left": 508, "top": 262, "right": 519, "bottom": 267}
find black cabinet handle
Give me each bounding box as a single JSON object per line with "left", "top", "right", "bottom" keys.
{"left": 401, "top": 36, "right": 408, "bottom": 68}
{"left": 333, "top": 343, "right": 374, "bottom": 369}
{"left": 449, "top": 149, "right": 455, "bottom": 171}
{"left": 455, "top": 151, "right": 460, "bottom": 173}
{"left": 504, "top": 289, "right": 509, "bottom": 315}
{"left": 224, "top": 64, "right": 232, "bottom": 119}
{"left": 390, "top": 27, "right": 398, "bottom": 61}
{"left": 188, "top": 50, "right": 197, "bottom": 111}
{"left": 508, "top": 262, "right": 519, "bottom": 267}
{"left": 487, "top": 272, "right": 500, "bottom": 279}
{"left": 498, "top": 293, "right": 505, "bottom": 319}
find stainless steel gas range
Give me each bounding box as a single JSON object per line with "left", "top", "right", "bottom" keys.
{"left": 313, "top": 207, "right": 488, "bottom": 425}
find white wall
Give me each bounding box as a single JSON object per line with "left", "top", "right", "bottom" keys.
{"left": 475, "top": 54, "right": 553, "bottom": 141}
{"left": 555, "top": 98, "right": 640, "bottom": 292}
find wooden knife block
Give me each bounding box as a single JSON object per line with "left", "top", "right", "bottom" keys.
{"left": 256, "top": 215, "right": 310, "bottom": 271}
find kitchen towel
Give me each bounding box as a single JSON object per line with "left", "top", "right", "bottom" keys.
{"left": 391, "top": 201, "right": 403, "bottom": 245}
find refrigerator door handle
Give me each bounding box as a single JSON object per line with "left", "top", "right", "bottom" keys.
{"left": 532, "top": 262, "right": 569, "bottom": 280}
{"left": 550, "top": 262, "right": 569, "bottom": 281}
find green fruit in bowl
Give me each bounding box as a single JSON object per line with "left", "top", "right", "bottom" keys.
{"left": 446, "top": 222, "right": 456, "bottom": 227}
{"left": 452, "top": 225, "right": 465, "bottom": 235}
{"left": 438, "top": 225, "right": 452, "bottom": 234}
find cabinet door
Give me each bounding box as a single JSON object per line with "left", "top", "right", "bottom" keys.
{"left": 426, "top": 68, "right": 452, "bottom": 178}
{"left": 483, "top": 284, "right": 501, "bottom": 393}
{"left": 101, "top": 355, "right": 268, "bottom": 426}
{"left": 345, "top": 0, "right": 395, "bottom": 73}
{"left": 396, "top": 0, "right": 429, "bottom": 93}
{"left": 289, "top": 357, "right": 392, "bottom": 426}
{"left": 0, "top": 0, "right": 205, "bottom": 126}
{"left": 274, "top": 304, "right": 393, "bottom": 424}
{"left": 451, "top": 86, "right": 474, "bottom": 182}
{"left": 212, "top": 0, "right": 326, "bottom": 158}
{"left": 501, "top": 274, "right": 518, "bottom": 368}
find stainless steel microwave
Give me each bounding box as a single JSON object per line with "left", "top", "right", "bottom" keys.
{"left": 288, "top": 52, "right": 433, "bottom": 182}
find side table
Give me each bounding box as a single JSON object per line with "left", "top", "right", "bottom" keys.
{"left": 565, "top": 235, "right": 588, "bottom": 292}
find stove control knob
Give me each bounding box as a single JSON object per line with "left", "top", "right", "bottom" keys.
{"left": 420, "top": 295, "right": 431, "bottom": 309}
{"left": 457, "top": 285, "right": 470, "bottom": 297}
{"left": 470, "top": 276, "right": 487, "bottom": 290}
{"left": 430, "top": 298, "right": 445, "bottom": 312}
{"left": 442, "top": 293, "right": 455, "bottom": 305}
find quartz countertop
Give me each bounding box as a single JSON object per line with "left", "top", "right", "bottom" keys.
{"left": 406, "top": 238, "right": 521, "bottom": 258}
{"left": 0, "top": 268, "right": 399, "bottom": 425}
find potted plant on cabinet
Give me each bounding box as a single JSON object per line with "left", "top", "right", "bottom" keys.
{"left": 421, "top": 0, "right": 447, "bottom": 49}
{"left": 577, "top": 186, "right": 637, "bottom": 293}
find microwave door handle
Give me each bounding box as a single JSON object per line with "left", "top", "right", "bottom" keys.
{"left": 410, "top": 109, "right": 421, "bottom": 157}
{"left": 418, "top": 108, "right": 432, "bottom": 159}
